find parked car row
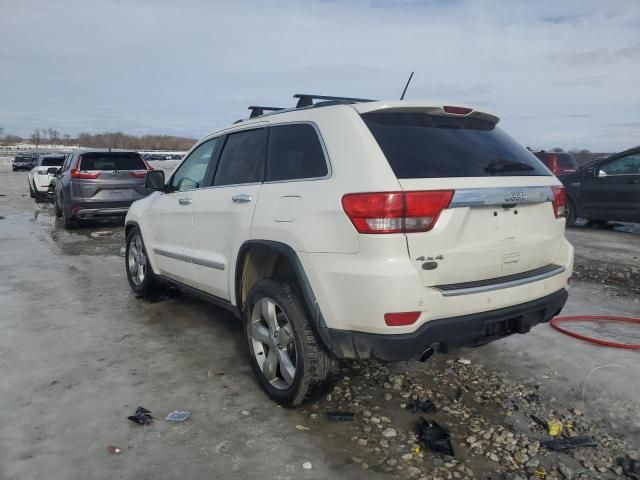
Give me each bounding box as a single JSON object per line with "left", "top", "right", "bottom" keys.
{"left": 141, "top": 153, "right": 183, "bottom": 161}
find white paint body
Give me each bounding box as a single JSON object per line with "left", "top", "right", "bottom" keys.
{"left": 126, "top": 101, "right": 574, "bottom": 335}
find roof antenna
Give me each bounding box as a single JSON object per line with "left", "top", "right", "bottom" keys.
{"left": 400, "top": 71, "right": 414, "bottom": 100}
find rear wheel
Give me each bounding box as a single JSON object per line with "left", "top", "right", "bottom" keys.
{"left": 245, "top": 279, "right": 338, "bottom": 407}
{"left": 61, "top": 196, "right": 78, "bottom": 229}
{"left": 125, "top": 227, "right": 160, "bottom": 297}
{"left": 54, "top": 195, "right": 62, "bottom": 217}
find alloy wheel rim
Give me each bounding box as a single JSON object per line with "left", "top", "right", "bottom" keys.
{"left": 128, "top": 234, "right": 147, "bottom": 287}
{"left": 250, "top": 297, "right": 297, "bottom": 390}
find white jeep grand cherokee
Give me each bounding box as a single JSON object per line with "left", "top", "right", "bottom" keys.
{"left": 124, "top": 94, "right": 573, "bottom": 406}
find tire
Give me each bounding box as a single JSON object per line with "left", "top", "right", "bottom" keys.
{"left": 35, "top": 191, "right": 45, "bottom": 203}
{"left": 54, "top": 194, "right": 63, "bottom": 217}
{"left": 245, "top": 278, "right": 338, "bottom": 407}
{"left": 565, "top": 198, "right": 576, "bottom": 226}
{"left": 29, "top": 183, "right": 35, "bottom": 198}
{"left": 61, "top": 196, "right": 78, "bottom": 229}
{"left": 125, "top": 226, "right": 160, "bottom": 297}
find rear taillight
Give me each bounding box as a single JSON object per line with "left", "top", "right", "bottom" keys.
{"left": 551, "top": 186, "right": 567, "bottom": 218}
{"left": 443, "top": 105, "right": 472, "bottom": 115}
{"left": 131, "top": 170, "right": 148, "bottom": 178}
{"left": 384, "top": 311, "right": 421, "bottom": 326}
{"left": 341, "top": 190, "right": 454, "bottom": 234}
{"left": 70, "top": 169, "right": 100, "bottom": 179}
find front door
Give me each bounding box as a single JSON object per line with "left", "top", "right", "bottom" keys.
{"left": 146, "top": 138, "right": 219, "bottom": 285}
{"left": 190, "top": 127, "right": 267, "bottom": 299}
{"left": 581, "top": 151, "right": 640, "bottom": 222}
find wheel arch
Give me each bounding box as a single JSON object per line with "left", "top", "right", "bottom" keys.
{"left": 235, "top": 240, "right": 332, "bottom": 350}
{"left": 125, "top": 220, "right": 160, "bottom": 276}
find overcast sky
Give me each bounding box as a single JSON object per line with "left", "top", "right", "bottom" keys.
{"left": 1, "top": 0, "right": 639, "bottom": 151}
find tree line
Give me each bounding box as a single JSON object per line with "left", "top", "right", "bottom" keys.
{"left": 0, "top": 127, "right": 197, "bottom": 151}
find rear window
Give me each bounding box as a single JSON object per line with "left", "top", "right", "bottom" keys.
{"left": 556, "top": 153, "right": 577, "bottom": 169}
{"left": 79, "top": 152, "right": 146, "bottom": 171}
{"left": 41, "top": 157, "right": 64, "bottom": 167}
{"left": 362, "top": 113, "right": 550, "bottom": 178}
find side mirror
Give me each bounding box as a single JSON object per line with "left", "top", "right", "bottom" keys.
{"left": 587, "top": 167, "right": 597, "bottom": 177}
{"left": 47, "top": 167, "right": 59, "bottom": 175}
{"left": 145, "top": 170, "right": 165, "bottom": 191}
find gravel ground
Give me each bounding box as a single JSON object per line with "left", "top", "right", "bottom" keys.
{"left": 1, "top": 162, "right": 638, "bottom": 480}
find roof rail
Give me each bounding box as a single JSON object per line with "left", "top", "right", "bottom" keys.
{"left": 248, "top": 106, "right": 284, "bottom": 118}
{"left": 293, "top": 94, "right": 375, "bottom": 108}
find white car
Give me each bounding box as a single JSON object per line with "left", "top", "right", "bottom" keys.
{"left": 29, "top": 154, "right": 66, "bottom": 203}
{"left": 124, "top": 94, "right": 574, "bottom": 406}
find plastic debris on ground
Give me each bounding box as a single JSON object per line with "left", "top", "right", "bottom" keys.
{"left": 619, "top": 455, "right": 640, "bottom": 480}
{"left": 541, "top": 436, "right": 597, "bottom": 452}
{"left": 416, "top": 417, "right": 454, "bottom": 456}
{"left": 302, "top": 462, "right": 312, "bottom": 470}
{"left": 128, "top": 406, "right": 153, "bottom": 425}
{"left": 326, "top": 411, "right": 354, "bottom": 421}
{"left": 296, "top": 424, "right": 310, "bottom": 431}
{"left": 547, "top": 419, "right": 563, "bottom": 436}
{"left": 107, "top": 445, "right": 121, "bottom": 454}
{"left": 165, "top": 410, "right": 191, "bottom": 422}
{"left": 91, "top": 231, "right": 112, "bottom": 238}
{"left": 457, "top": 358, "right": 471, "bottom": 365}
{"left": 406, "top": 399, "right": 437, "bottom": 414}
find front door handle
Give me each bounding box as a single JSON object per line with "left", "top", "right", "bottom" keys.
{"left": 178, "top": 197, "right": 192, "bottom": 205}
{"left": 232, "top": 194, "right": 253, "bottom": 204}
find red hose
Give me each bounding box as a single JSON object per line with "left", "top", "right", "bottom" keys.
{"left": 550, "top": 315, "right": 640, "bottom": 350}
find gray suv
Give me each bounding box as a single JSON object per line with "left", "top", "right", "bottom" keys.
{"left": 53, "top": 149, "right": 152, "bottom": 228}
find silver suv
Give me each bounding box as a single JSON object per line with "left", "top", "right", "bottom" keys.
{"left": 54, "top": 149, "right": 153, "bottom": 228}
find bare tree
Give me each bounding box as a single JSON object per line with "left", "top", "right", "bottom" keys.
{"left": 31, "top": 129, "right": 41, "bottom": 149}
{"left": 63, "top": 133, "right": 71, "bottom": 146}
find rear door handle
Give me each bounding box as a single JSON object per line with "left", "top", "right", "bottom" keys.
{"left": 178, "top": 197, "right": 192, "bottom": 205}
{"left": 232, "top": 194, "right": 253, "bottom": 204}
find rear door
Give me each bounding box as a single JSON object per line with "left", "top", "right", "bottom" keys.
{"left": 581, "top": 151, "right": 640, "bottom": 222}
{"left": 145, "top": 139, "right": 219, "bottom": 285}
{"left": 189, "top": 128, "right": 267, "bottom": 299}
{"left": 75, "top": 152, "right": 149, "bottom": 202}
{"left": 362, "top": 111, "right": 563, "bottom": 287}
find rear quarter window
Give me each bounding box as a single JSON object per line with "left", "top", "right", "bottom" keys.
{"left": 362, "top": 113, "right": 550, "bottom": 178}
{"left": 266, "top": 124, "right": 328, "bottom": 181}
{"left": 80, "top": 153, "right": 145, "bottom": 171}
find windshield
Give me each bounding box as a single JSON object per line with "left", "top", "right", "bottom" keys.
{"left": 362, "top": 112, "right": 550, "bottom": 178}
{"left": 79, "top": 152, "right": 146, "bottom": 170}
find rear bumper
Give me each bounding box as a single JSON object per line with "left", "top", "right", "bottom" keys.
{"left": 327, "top": 288, "right": 568, "bottom": 361}
{"left": 72, "top": 202, "right": 132, "bottom": 218}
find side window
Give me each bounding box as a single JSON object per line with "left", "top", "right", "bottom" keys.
{"left": 266, "top": 124, "right": 328, "bottom": 182}
{"left": 62, "top": 154, "right": 73, "bottom": 172}
{"left": 171, "top": 138, "right": 218, "bottom": 191}
{"left": 599, "top": 153, "right": 640, "bottom": 176}
{"left": 213, "top": 128, "right": 266, "bottom": 186}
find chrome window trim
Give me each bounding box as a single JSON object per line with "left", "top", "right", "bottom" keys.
{"left": 434, "top": 265, "right": 565, "bottom": 297}
{"left": 449, "top": 186, "right": 554, "bottom": 208}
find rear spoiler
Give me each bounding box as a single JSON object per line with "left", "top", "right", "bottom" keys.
{"left": 351, "top": 101, "right": 500, "bottom": 125}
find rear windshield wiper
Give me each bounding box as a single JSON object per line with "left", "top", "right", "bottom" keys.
{"left": 485, "top": 159, "right": 535, "bottom": 174}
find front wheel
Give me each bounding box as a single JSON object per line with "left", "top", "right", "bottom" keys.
{"left": 245, "top": 279, "right": 338, "bottom": 407}
{"left": 125, "top": 227, "right": 160, "bottom": 297}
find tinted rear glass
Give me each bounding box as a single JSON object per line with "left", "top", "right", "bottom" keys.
{"left": 41, "top": 157, "right": 64, "bottom": 166}
{"left": 556, "top": 153, "right": 577, "bottom": 168}
{"left": 266, "top": 124, "right": 328, "bottom": 181}
{"left": 362, "top": 113, "right": 550, "bottom": 178}
{"left": 79, "top": 152, "right": 145, "bottom": 171}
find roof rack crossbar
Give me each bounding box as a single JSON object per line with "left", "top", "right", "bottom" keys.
{"left": 293, "top": 94, "right": 375, "bottom": 108}
{"left": 248, "top": 106, "right": 285, "bottom": 118}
